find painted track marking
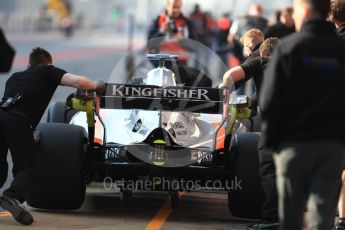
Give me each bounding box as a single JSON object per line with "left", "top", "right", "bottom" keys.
{"left": 0, "top": 212, "right": 11, "bottom": 217}
{"left": 145, "top": 200, "right": 172, "bottom": 230}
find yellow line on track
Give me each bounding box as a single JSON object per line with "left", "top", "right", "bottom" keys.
{"left": 0, "top": 212, "right": 11, "bottom": 217}
{"left": 145, "top": 200, "right": 172, "bottom": 230}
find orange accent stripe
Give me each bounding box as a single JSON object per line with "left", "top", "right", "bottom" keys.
{"left": 145, "top": 200, "right": 172, "bottom": 230}
{"left": 216, "top": 128, "right": 225, "bottom": 149}
{"left": 94, "top": 137, "right": 103, "bottom": 144}
{"left": 94, "top": 110, "right": 111, "bottom": 144}
{"left": 210, "top": 115, "right": 225, "bottom": 149}
{"left": 0, "top": 212, "right": 11, "bottom": 217}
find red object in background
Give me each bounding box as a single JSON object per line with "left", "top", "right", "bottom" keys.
{"left": 228, "top": 55, "right": 240, "bottom": 68}
{"left": 218, "top": 17, "right": 231, "bottom": 30}
{"left": 159, "top": 42, "right": 189, "bottom": 61}
{"left": 206, "top": 16, "right": 217, "bottom": 30}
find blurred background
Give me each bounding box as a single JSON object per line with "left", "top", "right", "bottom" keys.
{"left": 0, "top": 0, "right": 293, "bottom": 38}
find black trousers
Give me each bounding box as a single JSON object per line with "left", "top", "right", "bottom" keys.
{"left": 258, "top": 137, "right": 278, "bottom": 223}
{"left": 275, "top": 141, "right": 345, "bottom": 230}
{"left": 0, "top": 109, "right": 35, "bottom": 203}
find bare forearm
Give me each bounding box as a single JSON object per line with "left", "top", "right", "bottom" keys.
{"left": 61, "top": 73, "right": 97, "bottom": 90}
{"left": 75, "top": 76, "right": 97, "bottom": 90}
{"left": 222, "top": 66, "right": 245, "bottom": 87}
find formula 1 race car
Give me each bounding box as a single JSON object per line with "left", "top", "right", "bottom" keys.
{"left": 27, "top": 54, "right": 264, "bottom": 219}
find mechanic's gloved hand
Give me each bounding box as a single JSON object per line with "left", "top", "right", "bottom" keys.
{"left": 94, "top": 80, "right": 106, "bottom": 94}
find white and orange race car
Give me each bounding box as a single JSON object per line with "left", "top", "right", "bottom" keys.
{"left": 27, "top": 54, "right": 264, "bottom": 220}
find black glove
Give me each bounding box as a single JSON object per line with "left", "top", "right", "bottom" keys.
{"left": 94, "top": 80, "right": 106, "bottom": 94}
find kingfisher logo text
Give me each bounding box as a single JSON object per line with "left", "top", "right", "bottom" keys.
{"left": 111, "top": 84, "right": 211, "bottom": 101}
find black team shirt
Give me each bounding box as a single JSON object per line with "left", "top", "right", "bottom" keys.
{"left": 235, "top": 43, "right": 270, "bottom": 98}
{"left": 3, "top": 65, "right": 66, "bottom": 128}
{"left": 260, "top": 20, "right": 345, "bottom": 148}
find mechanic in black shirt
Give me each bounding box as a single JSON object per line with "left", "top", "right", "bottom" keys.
{"left": 230, "top": 28, "right": 265, "bottom": 97}
{"left": 329, "top": 1, "right": 345, "bottom": 229}
{"left": 0, "top": 27, "right": 15, "bottom": 73}
{"left": 264, "top": 7, "right": 295, "bottom": 39}
{"left": 260, "top": 0, "right": 345, "bottom": 229}
{"left": 221, "top": 37, "right": 280, "bottom": 230}
{"left": 221, "top": 29, "right": 266, "bottom": 93}
{"left": 0, "top": 47, "right": 104, "bottom": 225}
{"left": 250, "top": 38, "right": 280, "bottom": 230}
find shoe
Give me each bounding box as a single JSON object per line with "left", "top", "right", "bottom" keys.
{"left": 246, "top": 222, "right": 279, "bottom": 230}
{"left": 336, "top": 218, "right": 345, "bottom": 230}
{"left": 0, "top": 195, "right": 33, "bottom": 225}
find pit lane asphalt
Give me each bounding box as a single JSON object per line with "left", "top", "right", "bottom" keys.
{"left": 0, "top": 183, "right": 249, "bottom": 230}
{"left": 0, "top": 32, "right": 249, "bottom": 229}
